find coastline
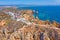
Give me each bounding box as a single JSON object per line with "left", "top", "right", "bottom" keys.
{"left": 0, "top": 7, "right": 60, "bottom": 40}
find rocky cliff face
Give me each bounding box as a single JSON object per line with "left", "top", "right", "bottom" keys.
{"left": 0, "top": 7, "right": 60, "bottom": 40}
{"left": 9, "top": 26, "right": 60, "bottom": 40}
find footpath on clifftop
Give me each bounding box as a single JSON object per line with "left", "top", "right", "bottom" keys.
{"left": 0, "top": 7, "right": 60, "bottom": 40}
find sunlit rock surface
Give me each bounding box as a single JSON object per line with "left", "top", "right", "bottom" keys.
{"left": 0, "top": 7, "right": 60, "bottom": 40}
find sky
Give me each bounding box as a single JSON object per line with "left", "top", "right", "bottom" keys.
{"left": 0, "top": 0, "right": 60, "bottom": 5}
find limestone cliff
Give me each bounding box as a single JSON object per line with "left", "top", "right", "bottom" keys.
{"left": 0, "top": 7, "right": 60, "bottom": 40}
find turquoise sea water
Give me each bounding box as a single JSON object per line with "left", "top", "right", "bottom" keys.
{"left": 18, "top": 6, "right": 60, "bottom": 22}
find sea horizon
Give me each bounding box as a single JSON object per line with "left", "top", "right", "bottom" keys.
{"left": 0, "top": 5, "right": 60, "bottom": 22}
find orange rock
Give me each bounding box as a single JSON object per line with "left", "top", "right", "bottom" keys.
{"left": 52, "top": 21, "right": 60, "bottom": 28}
{"left": 23, "top": 14, "right": 30, "bottom": 20}
{"left": 38, "top": 20, "right": 46, "bottom": 25}
{"left": 45, "top": 20, "right": 50, "bottom": 25}
{"left": 0, "top": 20, "right": 6, "bottom": 26}
{"left": 0, "top": 8, "right": 60, "bottom": 40}
{"left": 25, "top": 10, "right": 33, "bottom": 15}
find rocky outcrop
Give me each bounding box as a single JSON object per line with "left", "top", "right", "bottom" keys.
{"left": 0, "top": 7, "right": 60, "bottom": 40}
{"left": 9, "top": 25, "right": 60, "bottom": 40}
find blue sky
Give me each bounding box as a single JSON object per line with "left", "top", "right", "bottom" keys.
{"left": 0, "top": 0, "right": 60, "bottom": 5}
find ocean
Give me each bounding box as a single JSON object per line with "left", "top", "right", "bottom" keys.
{"left": 18, "top": 6, "right": 60, "bottom": 22}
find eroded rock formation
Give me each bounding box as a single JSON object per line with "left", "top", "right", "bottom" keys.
{"left": 0, "top": 7, "right": 60, "bottom": 40}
